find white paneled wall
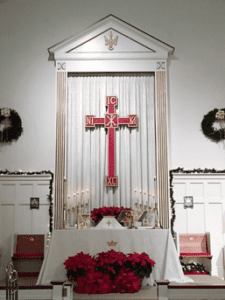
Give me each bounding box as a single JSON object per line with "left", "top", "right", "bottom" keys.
{"left": 173, "top": 173, "right": 225, "bottom": 279}
{"left": 0, "top": 174, "right": 52, "bottom": 280}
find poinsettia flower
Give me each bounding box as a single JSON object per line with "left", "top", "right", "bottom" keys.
{"left": 141, "top": 259, "right": 147, "bottom": 266}
{"left": 91, "top": 206, "right": 131, "bottom": 223}
{"left": 66, "top": 250, "right": 154, "bottom": 294}
{"left": 113, "top": 267, "right": 141, "bottom": 293}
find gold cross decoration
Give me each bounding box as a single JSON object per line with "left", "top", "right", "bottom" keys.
{"left": 106, "top": 220, "right": 112, "bottom": 226}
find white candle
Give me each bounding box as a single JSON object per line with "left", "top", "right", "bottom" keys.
{"left": 134, "top": 189, "right": 137, "bottom": 207}
{"left": 144, "top": 190, "right": 147, "bottom": 205}
{"left": 77, "top": 191, "right": 80, "bottom": 205}
{"left": 86, "top": 189, "right": 89, "bottom": 211}
{"left": 139, "top": 189, "right": 142, "bottom": 207}
{"left": 73, "top": 193, "right": 76, "bottom": 208}
{"left": 82, "top": 190, "right": 85, "bottom": 203}
{"left": 68, "top": 195, "right": 70, "bottom": 208}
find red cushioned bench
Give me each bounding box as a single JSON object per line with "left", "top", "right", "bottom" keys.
{"left": 179, "top": 233, "right": 212, "bottom": 275}
{"left": 12, "top": 234, "right": 44, "bottom": 277}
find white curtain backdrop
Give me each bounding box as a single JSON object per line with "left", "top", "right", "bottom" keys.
{"left": 66, "top": 73, "right": 156, "bottom": 211}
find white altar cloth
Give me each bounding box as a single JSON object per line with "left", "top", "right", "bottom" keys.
{"left": 37, "top": 229, "right": 192, "bottom": 286}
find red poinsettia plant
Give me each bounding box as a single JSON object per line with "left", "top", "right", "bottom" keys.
{"left": 95, "top": 249, "right": 127, "bottom": 280}
{"left": 124, "top": 252, "right": 156, "bottom": 279}
{"left": 91, "top": 206, "right": 131, "bottom": 224}
{"left": 64, "top": 252, "right": 96, "bottom": 280}
{"left": 64, "top": 249, "right": 155, "bottom": 294}
{"left": 75, "top": 271, "right": 112, "bottom": 294}
{"left": 113, "top": 267, "right": 142, "bottom": 293}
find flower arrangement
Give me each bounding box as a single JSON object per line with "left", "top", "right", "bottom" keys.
{"left": 64, "top": 250, "right": 155, "bottom": 294}
{"left": 91, "top": 206, "right": 131, "bottom": 224}
{"left": 95, "top": 250, "right": 127, "bottom": 280}
{"left": 64, "top": 252, "right": 96, "bottom": 280}
{"left": 124, "top": 252, "right": 156, "bottom": 279}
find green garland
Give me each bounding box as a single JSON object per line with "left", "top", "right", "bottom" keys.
{"left": 0, "top": 108, "right": 23, "bottom": 143}
{"left": 201, "top": 108, "right": 225, "bottom": 142}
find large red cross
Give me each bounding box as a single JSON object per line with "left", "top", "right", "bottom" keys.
{"left": 85, "top": 96, "right": 138, "bottom": 187}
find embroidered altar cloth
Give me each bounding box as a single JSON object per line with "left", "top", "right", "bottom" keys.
{"left": 95, "top": 216, "right": 123, "bottom": 229}
{"left": 37, "top": 229, "right": 193, "bottom": 286}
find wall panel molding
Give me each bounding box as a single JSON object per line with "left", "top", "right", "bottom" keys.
{"left": 170, "top": 172, "right": 225, "bottom": 278}
{"left": 0, "top": 174, "right": 52, "bottom": 280}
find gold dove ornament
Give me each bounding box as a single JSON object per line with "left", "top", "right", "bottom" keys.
{"left": 104, "top": 31, "right": 118, "bottom": 51}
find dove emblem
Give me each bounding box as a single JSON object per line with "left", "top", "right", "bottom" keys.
{"left": 104, "top": 31, "right": 118, "bottom": 51}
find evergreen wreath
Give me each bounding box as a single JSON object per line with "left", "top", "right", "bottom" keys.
{"left": 201, "top": 108, "right": 225, "bottom": 142}
{"left": 0, "top": 108, "right": 23, "bottom": 143}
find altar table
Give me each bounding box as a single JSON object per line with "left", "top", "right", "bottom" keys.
{"left": 37, "top": 229, "right": 193, "bottom": 286}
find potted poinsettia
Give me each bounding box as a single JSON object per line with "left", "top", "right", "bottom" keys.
{"left": 113, "top": 267, "right": 142, "bottom": 293}
{"left": 64, "top": 250, "right": 156, "bottom": 294}
{"left": 75, "top": 271, "right": 113, "bottom": 294}
{"left": 64, "top": 252, "right": 96, "bottom": 280}
{"left": 124, "top": 252, "right": 156, "bottom": 279}
{"left": 95, "top": 249, "right": 127, "bottom": 280}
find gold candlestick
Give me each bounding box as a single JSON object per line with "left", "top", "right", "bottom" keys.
{"left": 127, "top": 215, "right": 138, "bottom": 229}
{"left": 73, "top": 205, "right": 79, "bottom": 229}
{"left": 153, "top": 203, "right": 161, "bottom": 229}
{"left": 63, "top": 204, "right": 67, "bottom": 230}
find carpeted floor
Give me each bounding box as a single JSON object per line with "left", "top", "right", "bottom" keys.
{"left": 73, "top": 285, "right": 157, "bottom": 300}
{"left": 180, "top": 275, "right": 225, "bottom": 285}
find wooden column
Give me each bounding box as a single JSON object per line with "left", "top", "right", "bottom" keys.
{"left": 155, "top": 71, "right": 169, "bottom": 229}
{"left": 54, "top": 71, "right": 67, "bottom": 230}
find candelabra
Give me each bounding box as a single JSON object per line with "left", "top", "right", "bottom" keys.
{"left": 134, "top": 199, "right": 160, "bottom": 229}
{"left": 134, "top": 188, "right": 155, "bottom": 210}
{"left": 67, "top": 187, "right": 91, "bottom": 214}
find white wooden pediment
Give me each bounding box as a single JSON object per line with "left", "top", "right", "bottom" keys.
{"left": 48, "top": 15, "right": 174, "bottom": 61}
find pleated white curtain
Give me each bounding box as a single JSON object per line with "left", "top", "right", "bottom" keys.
{"left": 66, "top": 73, "right": 156, "bottom": 211}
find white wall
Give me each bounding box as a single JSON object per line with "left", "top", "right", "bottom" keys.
{"left": 0, "top": 0, "right": 225, "bottom": 172}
